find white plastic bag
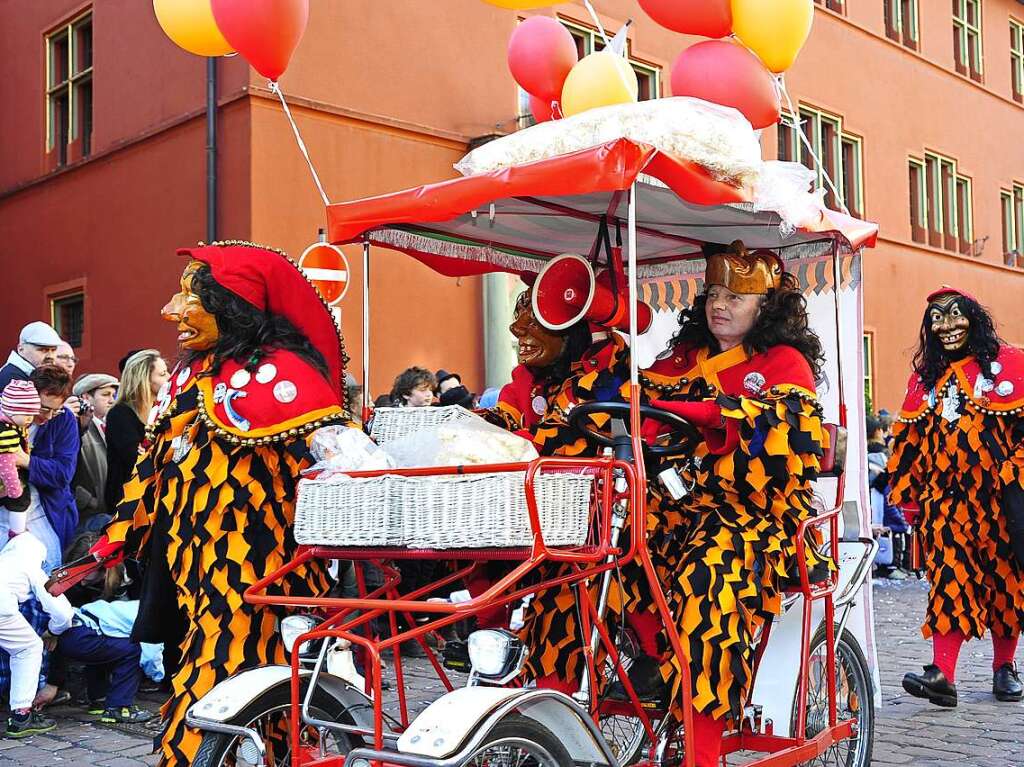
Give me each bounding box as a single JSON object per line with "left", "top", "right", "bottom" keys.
{"left": 382, "top": 410, "right": 538, "bottom": 468}
{"left": 455, "top": 97, "right": 763, "bottom": 188}
{"left": 306, "top": 425, "right": 395, "bottom": 476}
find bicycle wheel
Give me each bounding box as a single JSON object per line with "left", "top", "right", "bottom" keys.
{"left": 465, "top": 715, "right": 573, "bottom": 767}
{"left": 792, "top": 626, "right": 874, "bottom": 767}
{"left": 193, "top": 681, "right": 358, "bottom": 767}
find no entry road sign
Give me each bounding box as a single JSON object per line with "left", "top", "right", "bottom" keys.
{"left": 299, "top": 242, "right": 350, "bottom": 306}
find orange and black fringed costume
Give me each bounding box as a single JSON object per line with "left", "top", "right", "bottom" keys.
{"left": 518, "top": 333, "right": 633, "bottom": 685}
{"left": 888, "top": 346, "right": 1024, "bottom": 641}
{"left": 634, "top": 342, "right": 827, "bottom": 721}
{"left": 105, "top": 244, "right": 349, "bottom": 764}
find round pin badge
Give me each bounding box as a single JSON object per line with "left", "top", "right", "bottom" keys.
{"left": 743, "top": 372, "right": 766, "bottom": 395}
{"left": 176, "top": 366, "right": 191, "bottom": 387}
{"left": 991, "top": 361, "right": 1003, "bottom": 375}
{"left": 274, "top": 380, "right": 298, "bottom": 403}
{"left": 230, "top": 369, "right": 251, "bottom": 389}
{"left": 532, "top": 395, "right": 547, "bottom": 416}
{"left": 255, "top": 363, "right": 277, "bottom": 384}
{"left": 997, "top": 381, "right": 1015, "bottom": 397}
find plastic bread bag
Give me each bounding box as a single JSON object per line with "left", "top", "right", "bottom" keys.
{"left": 305, "top": 425, "right": 395, "bottom": 477}
{"left": 455, "top": 97, "right": 762, "bottom": 189}
{"left": 382, "top": 410, "right": 539, "bottom": 468}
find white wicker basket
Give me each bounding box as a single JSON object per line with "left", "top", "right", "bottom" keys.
{"left": 294, "top": 470, "right": 595, "bottom": 549}
{"left": 369, "top": 406, "right": 477, "bottom": 445}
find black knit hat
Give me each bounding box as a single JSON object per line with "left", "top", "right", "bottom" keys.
{"left": 435, "top": 369, "right": 461, "bottom": 388}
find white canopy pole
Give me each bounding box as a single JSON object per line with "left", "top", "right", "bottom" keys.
{"left": 362, "top": 238, "right": 371, "bottom": 419}
{"left": 627, "top": 184, "right": 639, "bottom": 389}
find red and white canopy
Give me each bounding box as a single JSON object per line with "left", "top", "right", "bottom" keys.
{"left": 327, "top": 139, "right": 878, "bottom": 280}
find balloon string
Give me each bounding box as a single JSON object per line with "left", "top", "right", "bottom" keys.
{"left": 777, "top": 76, "right": 850, "bottom": 217}
{"left": 582, "top": 0, "right": 610, "bottom": 45}
{"left": 270, "top": 81, "right": 330, "bottom": 207}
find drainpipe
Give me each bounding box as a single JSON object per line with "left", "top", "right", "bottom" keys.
{"left": 206, "top": 57, "right": 217, "bottom": 242}
{"left": 483, "top": 273, "right": 517, "bottom": 390}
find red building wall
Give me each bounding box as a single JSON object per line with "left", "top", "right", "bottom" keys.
{"left": 3, "top": 1, "right": 1024, "bottom": 407}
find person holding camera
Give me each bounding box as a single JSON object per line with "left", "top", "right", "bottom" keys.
{"left": 71, "top": 374, "right": 119, "bottom": 533}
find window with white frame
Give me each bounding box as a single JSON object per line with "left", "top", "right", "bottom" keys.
{"left": 777, "top": 107, "right": 864, "bottom": 218}
{"left": 953, "top": 0, "right": 983, "bottom": 81}
{"left": 1011, "top": 19, "right": 1024, "bottom": 102}
{"left": 909, "top": 152, "right": 973, "bottom": 254}
{"left": 1001, "top": 184, "right": 1024, "bottom": 264}
{"left": 46, "top": 10, "right": 93, "bottom": 166}
{"left": 885, "top": 0, "right": 919, "bottom": 49}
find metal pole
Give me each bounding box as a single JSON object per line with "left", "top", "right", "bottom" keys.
{"left": 205, "top": 57, "right": 217, "bottom": 243}
{"left": 362, "top": 239, "right": 371, "bottom": 420}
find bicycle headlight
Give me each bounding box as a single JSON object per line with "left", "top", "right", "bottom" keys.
{"left": 281, "top": 614, "right": 320, "bottom": 656}
{"left": 467, "top": 629, "right": 524, "bottom": 679}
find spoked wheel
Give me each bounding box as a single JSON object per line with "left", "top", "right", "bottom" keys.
{"left": 792, "top": 627, "right": 874, "bottom": 767}
{"left": 598, "top": 630, "right": 656, "bottom": 765}
{"left": 193, "top": 683, "right": 357, "bottom": 767}
{"left": 466, "top": 716, "right": 573, "bottom": 767}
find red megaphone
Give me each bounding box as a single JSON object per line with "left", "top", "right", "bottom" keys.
{"left": 532, "top": 253, "right": 653, "bottom": 333}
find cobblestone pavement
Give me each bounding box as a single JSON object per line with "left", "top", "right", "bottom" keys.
{"left": 2, "top": 578, "right": 1021, "bottom": 765}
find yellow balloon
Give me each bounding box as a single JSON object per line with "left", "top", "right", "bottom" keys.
{"left": 731, "top": 0, "right": 814, "bottom": 73}
{"left": 481, "top": 0, "right": 553, "bottom": 8}
{"left": 153, "top": 0, "right": 234, "bottom": 57}
{"left": 561, "top": 52, "right": 638, "bottom": 117}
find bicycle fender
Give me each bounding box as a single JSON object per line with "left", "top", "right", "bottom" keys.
{"left": 396, "top": 687, "right": 612, "bottom": 764}
{"left": 187, "top": 665, "right": 373, "bottom": 729}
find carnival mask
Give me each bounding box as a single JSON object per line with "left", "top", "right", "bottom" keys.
{"left": 509, "top": 291, "right": 567, "bottom": 368}
{"left": 162, "top": 261, "right": 220, "bottom": 352}
{"left": 927, "top": 294, "right": 970, "bottom": 354}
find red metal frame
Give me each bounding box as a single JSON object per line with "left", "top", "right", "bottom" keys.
{"left": 241, "top": 430, "right": 861, "bottom": 767}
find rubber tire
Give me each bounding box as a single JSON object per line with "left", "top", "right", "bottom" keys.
{"left": 791, "top": 626, "right": 875, "bottom": 767}
{"left": 467, "top": 715, "right": 574, "bottom": 767}
{"left": 192, "top": 680, "right": 358, "bottom": 767}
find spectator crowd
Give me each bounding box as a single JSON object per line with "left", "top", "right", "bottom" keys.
{"left": 0, "top": 322, "right": 165, "bottom": 738}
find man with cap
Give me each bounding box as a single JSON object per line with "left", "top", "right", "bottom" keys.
{"left": 70, "top": 374, "right": 119, "bottom": 532}
{"left": 889, "top": 286, "right": 1024, "bottom": 707}
{"left": 80, "top": 241, "right": 349, "bottom": 763}
{"left": 0, "top": 322, "right": 61, "bottom": 390}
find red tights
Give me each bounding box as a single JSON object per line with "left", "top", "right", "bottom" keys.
{"left": 932, "top": 631, "right": 1020, "bottom": 681}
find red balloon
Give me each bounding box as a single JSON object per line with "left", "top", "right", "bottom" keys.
{"left": 507, "top": 16, "right": 579, "bottom": 102}
{"left": 670, "top": 41, "right": 780, "bottom": 129}
{"left": 529, "top": 94, "right": 559, "bottom": 123}
{"left": 211, "top": 0, "right": 308, "bottom": 81}
{"left": 638, "top": 0, "right": 731, "bottom": 38}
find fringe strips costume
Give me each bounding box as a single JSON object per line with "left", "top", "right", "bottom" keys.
{"left": 889, "top": 346, "right": 1024, "bottom": 642}
{"left": 635, "top": 343, "right": 826, "bottom": 721}
{"left": 104, "top": 244, "right": 349, "bottom": 764}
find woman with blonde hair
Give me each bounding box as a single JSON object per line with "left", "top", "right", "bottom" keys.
{"left": 103, "top": 350, "right": 168, "bottom": 511}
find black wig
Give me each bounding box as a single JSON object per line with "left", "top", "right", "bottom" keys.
{"left": 912, "top": 295, "right": 1001, "bottom": 391}
{"left": 185, "top": 264, "right": 329, "bottom": 379}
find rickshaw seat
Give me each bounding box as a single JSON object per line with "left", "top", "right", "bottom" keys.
{"left": 818, "top": 423, "right": 846, "bottom": 478}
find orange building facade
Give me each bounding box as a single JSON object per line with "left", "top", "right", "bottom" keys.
{"left": 2, "top": 1, "right": 1023, "bottom": 410}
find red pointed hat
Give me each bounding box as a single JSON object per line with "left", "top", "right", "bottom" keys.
{"left": 927, "top": 285, "right": 978, "bottom": 303}
{"left": 178, "top": 241, "right": 347, "bottom": 398}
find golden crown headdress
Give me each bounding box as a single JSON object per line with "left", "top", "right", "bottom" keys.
{"left": 704, "top": 241, "right": 784, "bottom": 295}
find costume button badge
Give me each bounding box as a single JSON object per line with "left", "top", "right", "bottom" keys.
{"left": 230, "top": 369, "right": 251, "bottom": 389}
{"left": 274, "top": 380, "right": 298, "bottom": 403}
{"left": 255, "top": 363, "right": 277, "bottom": 384}
{"left": 997, "top": 381, "right": 1015, "bottom": 397}
{"left": 992, "top": 361, "right": 1003, "bottom": 375}
{"left": 176, "top": 367, "right": 191, "bottom": 386}
{"left": 532, "top": 395, "right": 547, "bottom": 415}
{"left": 743, "top": 372, "right": 766, "bottom": 395}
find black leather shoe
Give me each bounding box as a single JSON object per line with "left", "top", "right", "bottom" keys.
{"left": 607, "top": 654, "right": 667, "bottom": 705}
{"left": 993, "top": 662, "right": 1024, "bottom": 702}
{"left": 902, "top": 664, "right": 958, "bottom": 708}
